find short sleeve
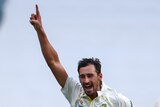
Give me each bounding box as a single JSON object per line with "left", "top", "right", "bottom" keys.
{"left": 61, "top": 77, "right": 82, "bottom": 105}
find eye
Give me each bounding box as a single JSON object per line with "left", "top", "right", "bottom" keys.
{"left": 87, "top": 74, "right": 93, "bottom": 78}
{"left": 79, "top": 74, "right": 85, "bottom": 79}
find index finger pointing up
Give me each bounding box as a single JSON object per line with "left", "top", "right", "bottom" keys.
{"left": 36, "top": 4, "right": 40, "bottom": 16}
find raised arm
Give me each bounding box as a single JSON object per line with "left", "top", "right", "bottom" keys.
{"left": 29, "top": 4, "right": 68, "bottom": 88}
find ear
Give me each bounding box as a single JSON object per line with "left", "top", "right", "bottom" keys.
{"left": 98, "top": 73, "right": 102, "bottom": 80}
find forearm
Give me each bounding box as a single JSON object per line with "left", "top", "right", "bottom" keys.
{"left": 36, "top": 27, "right": 59, "bottom": 65}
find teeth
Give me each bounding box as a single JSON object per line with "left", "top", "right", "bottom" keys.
{"left": 84, "top": 84, "right": 91, "bottom": 88}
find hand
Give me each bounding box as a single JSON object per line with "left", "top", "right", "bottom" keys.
{"left": 30, "top": 4, "right": 42, "bottom": 30}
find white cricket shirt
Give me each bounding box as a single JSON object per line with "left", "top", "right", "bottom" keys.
{"left": 61, "top": 77, "right": 132, "bottom": 107}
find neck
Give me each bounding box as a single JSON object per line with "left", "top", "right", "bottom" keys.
{"left": 88, "top": 92, "right": 98, "bottom": 100}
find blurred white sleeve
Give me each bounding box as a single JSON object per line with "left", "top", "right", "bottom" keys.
{"left": 117, "top": 93, "right": 133, "bottom": 107}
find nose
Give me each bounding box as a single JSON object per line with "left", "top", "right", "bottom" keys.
{"left": 84, "top": 76, "right": 90, "bottom": 83}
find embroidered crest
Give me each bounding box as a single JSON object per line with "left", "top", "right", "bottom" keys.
{"left": 80, "top": 99, "right": 83, "bottom": 105}
{"left": 78, "top": 99, "right": 84, "bottom": 107}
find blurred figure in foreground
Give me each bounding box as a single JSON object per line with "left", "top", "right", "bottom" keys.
{"left": 0, "top": 0, "right": 6, "bottom": 26}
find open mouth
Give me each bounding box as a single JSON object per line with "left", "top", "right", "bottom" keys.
{"left": 84, "top": 84, "right": 92, "bottom": 88}
{"left": 83, "top": 84, "right": 93, "bottom": 92}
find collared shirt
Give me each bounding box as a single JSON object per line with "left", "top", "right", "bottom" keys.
{"left": 61, "top": 77, "right": 133, "bottom": 107}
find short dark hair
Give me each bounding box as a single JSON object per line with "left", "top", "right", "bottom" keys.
{"left": 77, "top": 57, "right": 101, "bottom": 74}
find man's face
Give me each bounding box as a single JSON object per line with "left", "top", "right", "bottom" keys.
{"left": 79, "top": 64, "right": 102, "bottom": 99}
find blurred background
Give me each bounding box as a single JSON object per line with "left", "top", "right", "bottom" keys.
{"left": 0, "top": 0, "right": 160, "bottom": 107}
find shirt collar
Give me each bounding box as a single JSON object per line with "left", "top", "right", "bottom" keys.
{"left": 97, "top": 80, "right": 110, "bottom": 96}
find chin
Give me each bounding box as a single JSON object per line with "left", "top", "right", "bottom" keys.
{"left": 85, "top": 91, "right": 95, "bottom": 96}
{"left": 85, "top": 91, "right": 93, "bottom": 95}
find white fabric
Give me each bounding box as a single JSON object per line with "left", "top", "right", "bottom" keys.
{"left": 61, "top": 77, "right": 132, "bottom": 107}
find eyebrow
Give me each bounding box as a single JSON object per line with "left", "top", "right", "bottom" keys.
{"left": 79, "top": 73, "right": 94, "bottom": 77}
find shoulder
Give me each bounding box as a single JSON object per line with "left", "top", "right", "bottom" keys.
{"left": 62, "top": 76, "right": 82, "bottom": 91}
{"left": 61, "top": 76, "right": 83, "bottom": 104}
{"left": 102, "top": 82, "right": 133, "bottom": 107}
{"left": 117, "top": 93, "right": 133, "bottom": 107}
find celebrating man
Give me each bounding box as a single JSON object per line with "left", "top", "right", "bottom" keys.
{"left": 30, "top": 4, "right": 133, "bottom": 107}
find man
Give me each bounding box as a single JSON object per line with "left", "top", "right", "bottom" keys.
{"left": 30, "top": 4, "right": 133, "bottom": 107}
